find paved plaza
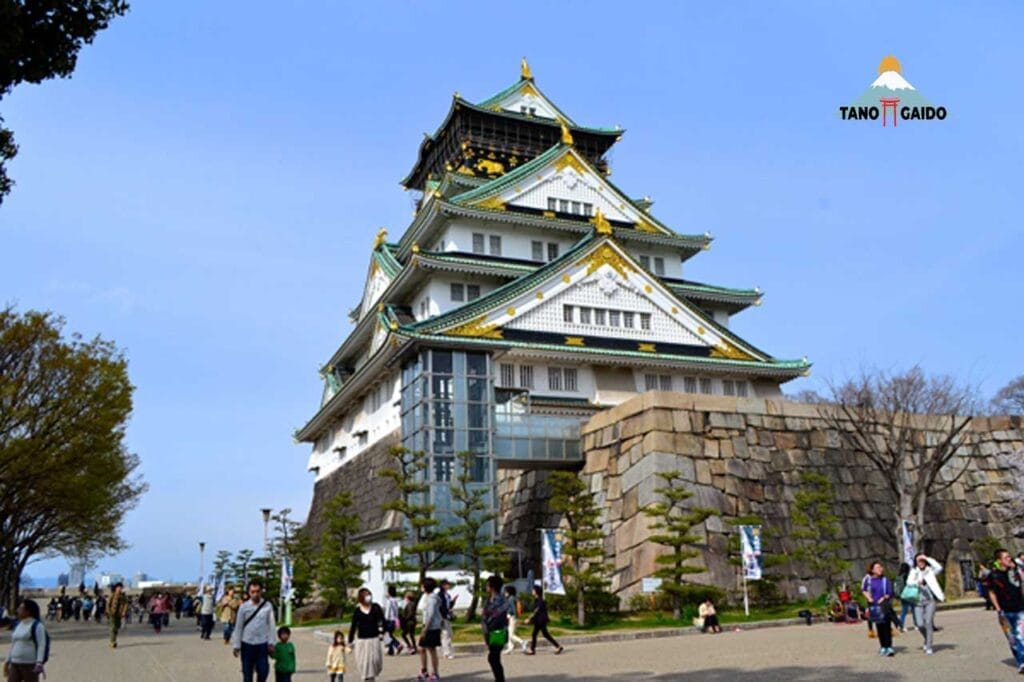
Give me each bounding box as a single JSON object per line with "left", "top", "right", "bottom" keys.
{"left": 14, "top": 606, "right": 1021, "bottom": 681}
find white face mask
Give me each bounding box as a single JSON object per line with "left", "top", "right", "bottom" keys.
{"left": 363, "top": 595, "right": 371, "bottom": 605}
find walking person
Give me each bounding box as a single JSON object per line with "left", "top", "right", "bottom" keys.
{"left": 399, "top": 591, "right": 418, "bottom": 655}
{"left": 148, "top": 592, "right": 170, "bottom": 634}
{"left": 199, "top": 586, "right": 216, "bottom": 640}
{"left": 95, "top": 593, "right": 107, "bottom": 623}
{"left": 481, "top": 575, "right": 509, "bottom": 682}
{"left": 502, "top": 585, "right": 526, "bottom": 654}
{"left": 525, "top": 585, "right": 563, "bottom": 655}
{"left": 82, "top": 594, "right": 94, "bottom": 622}
{"left": 325, "top": 630, "right": 347, "bottom": 682}
{"left": 894, "top": 562, "right": 918, "bottom": 632}
{"left": 270, "top": 626, "right": 296, "bottom": 682}
{"left": 219, "top": 585, "right": 241, "bottom": 645}
{"left": 382, "top": 585, "right": 403, "bottom": 655}
{"left": 174, "top": 594, "right": 184, "bottom": 620}
{"left": 861, "top": 560, "right": 896, "bottom": 657}
{"left": 417, "top": 577, "right": 443, "bottom": 682}
{"left": 984, "top": 548, "right": 1024, "bottom": 673}
{"left": 4, "top": 599, "right": 47, "bottom": 682}
{"left": 907, "top": 552, "right": 944, "bottom": 654}
{"left": 348, "top": 588, "right": 385, "bottom": 681}
{"left": 231, "top": 579, "right": 277, "bottom": 682}
{"left": 438, "top": 579, "right": 457, "bottom": 660}
{"left": 108, "top": 582, "right": 130, "bottom": 648}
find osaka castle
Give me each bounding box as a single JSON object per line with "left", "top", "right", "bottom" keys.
{"left": 297, "top": 61, "right": 809, "bottom": 583}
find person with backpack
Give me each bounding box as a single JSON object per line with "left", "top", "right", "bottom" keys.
{"left": 4, "top": 598, "right": 48, "bottom": 682}
{"left": 231, "top": 579, "right": 277, "bottom": 682}
{"left": 481, "top": 575, "right": 509, "bottom": 682}
{"left": 861, "top": 560, "right": 896, "bottom": 657}
{"left": 502, "top": 585, "right": 527, "bottom": 654}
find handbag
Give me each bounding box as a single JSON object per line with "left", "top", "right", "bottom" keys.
{"left": 867, "top": 603, "right": 887, "bottom": 624}
{"left": 487, "top": 628, "right": 508, "bottom": 647}
{"left": 900, "top": 584, "right": 920, "bottom": 603}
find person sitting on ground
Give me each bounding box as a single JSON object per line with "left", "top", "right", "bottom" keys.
{"left": 699, "top": 598, "right": 721, "bottom": 633}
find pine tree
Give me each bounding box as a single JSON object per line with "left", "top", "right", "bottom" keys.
{"left": 726, "top": 516, "right": 789, "bottom": 607}
{"left": 791, "top": 471, "right": 850, "bottom": 593}
{"left": 316, "top": 492, "right": 366, "bottom": 615}
{"left": 549, "top": 470, "right": 607, "bottom": 627}
{"left": 642, "top": 471, "right": 715, "bottom": 619}
{"left": 450, "top": 450, "right": 505, "bottom": 621}
{"left": 380, "top": 447, "right": 455, "bottom": 584}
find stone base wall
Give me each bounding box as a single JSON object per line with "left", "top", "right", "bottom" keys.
{"left": 571, "top": 392, "right": 1024, "bottom": 602}
{"left": 305, "top": 430, "right": 402, "bottom": 541}
{"left": 496, "top": 468, "right": 566, "bottom": 570}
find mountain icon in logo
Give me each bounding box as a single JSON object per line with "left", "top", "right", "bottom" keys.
{"left": 839, "top": 56, "right": 946, "bottom": 126}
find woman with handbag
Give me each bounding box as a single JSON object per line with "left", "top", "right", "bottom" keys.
{"left": 481, "top": 575, "right": 509, "bottom": 682}
{"left": 861, "top": 561, "right": 896, "bottom": 656}
{"left": 895, "top": 563, "right": 919, "bottom": 632}
{"left": 907, "top": 552, "right": 944, "bottom": 655}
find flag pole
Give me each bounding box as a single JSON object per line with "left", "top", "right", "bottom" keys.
{"left": 743, "top": 570, "right": 749, "bottom": 617}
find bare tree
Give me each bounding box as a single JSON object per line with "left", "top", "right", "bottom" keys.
{"left": 820, "top": 367, "right": 977, "bottom": 561}
{"left": 992, "top": 375, "right": 1024, "bottom": 415}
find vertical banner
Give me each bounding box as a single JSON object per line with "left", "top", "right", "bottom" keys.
{"left": 541, "top": 530, "right": 566, "bottom": 595}
{"left": 280, "top": 556, "right": 293, "bottom": 600}
{"left": 901, "top": 520, "right": 915, "bottom": 565}
{"left": 739, "top": 525, "right": 763, "bottom": 581}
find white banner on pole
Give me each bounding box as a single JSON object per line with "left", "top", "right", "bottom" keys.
{"left": 901, "top": 520, "right": 915, "bottom": 565}
{"left": 281, "top": 556, "right": 294, "bottom": 601}
{"left": 740, "top": 525, "right": 763, "bottom": 581}
{"left": 541, "top": 529, "right": 566, "bottom": 595}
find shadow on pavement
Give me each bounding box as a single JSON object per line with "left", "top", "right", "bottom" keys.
{"left": 434, "top": 665, "right": 904, "bottom": 681}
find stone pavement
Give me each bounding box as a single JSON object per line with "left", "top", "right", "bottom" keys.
{"left": 11, "top": 606, "right": 1021, "bottom": 681}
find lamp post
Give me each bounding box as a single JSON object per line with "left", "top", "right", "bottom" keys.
{"left": 261, "top": 508, "right": 272, "bottom": 555}
{"left": 198, "top": 541, "right": 206, "bottom": 587}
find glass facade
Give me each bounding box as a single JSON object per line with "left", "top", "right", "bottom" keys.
{"left": 400, "top": 349, "right": 496, "bottom": 531}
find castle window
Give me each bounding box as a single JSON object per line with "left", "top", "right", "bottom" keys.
{"left": 467, "top": 284, "right": 481, "bottom": 301}
{"left": 579, "top": 307, "right": 591, "bottom": 324}
{"left": 583, "top": 203, "right": 593, "bottom": 216}
{"left": 547, "top": 198, "right": 557, "bottom": 212}
{"left": 639, "top": 255, "right": 650, "bottom": 269}
{"left": 571, "top": 201, "right": 581, "bottom": 214}
{"left": 532, "top": 240, "right": 544, "bottom": 261}
{"left": 559, "top": 199, "right": 569, "bottom": 213}
{"left": 563, "top": 305, "right": 574, "bottom": 323}
{"left": 519, "top": 365, "right": 534, "bottom": 389}
{"left": 594, "top": 309, "right": 606, "bottom": 325}
{"left": 640, "top": 313, "right": 651, "bottom": 330}
{"left": 529, "top": 107, "right": 536, "bottom": 116}
{"left": 683, "top": 376, "right": 697, "bottom": 393}
{"left": 472, "top": 233, "right": 485, "bottom": 254}
{"left": 450, "top": 283, "right": 465, "bottom": 302}
{"left": 699, "top": 378, "right": 712, "bottom": 395}
{"left": 723, "top": 380, "right": 736, "bottom": 396}
{"left": 609, "top": 310, "right": 620, "bottom": 327}
{"left": 488, "top": 235, "right": 502, "bottom": 256}
{"left": 623, "top": 312, "right": 634, "bottom": 328}
{"left": 548, "top": 367, "right": 563, "bottom": 391}
{"left": 500, "top": 363, "right": 514, "bottom": 387}
{"left": 653, "top": 257, "right": 665, "bottom": 276}
{"left": 736, "top": 381, "right": 749, "bottom": 397}
{"left": 547, "top": 243, "right": 559, "bottom": 260}
{"left": 564, "top": 367, "right": 578, "bottom": 392}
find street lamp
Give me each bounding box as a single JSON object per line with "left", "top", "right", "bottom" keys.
{"left": 198, "top": 541, "right": 206, "bottom": 587}
{"left": 261, "top": 508, "right": 272, "bottom": 555}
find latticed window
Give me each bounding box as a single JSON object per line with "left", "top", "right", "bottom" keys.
{"left": 623, "top": 312, "right": 634, "bottom": 328}
{"left": 683, "top": 376, "right": 697, "bottom": 393}
{"left": 489, "top": 235, "right": 502, "bottom": 256}
{"left": 644, "top": 374, "right": 659, "bottom": 391}
{"left": 548, "top": 367, "right": 563, "bottom": 391}
{"left": 467, "top": 284, "right": 481, "bottom": 301}
{"left": 579, "top": 307, "right": 591, "bottom": 324}
{"left": 519, "top": 365, "right": 533, "bottom": 389}
{"left": 639, "top": 255, "right": 650, "bottom": 269}
{"left": 699, "top": 378, "right": 713, "bottom": 394}
{"left": 595, "top": 309, "right": 606, "bottom": 325}
{"left": 583, "top": 203, "right": 593, "bottom": 216}
{"left": 563, "top": 305, "right": 574, "bottom": 323}
{"left": 723, "top": 380, "right": 736, "bottom": 396}
{"left": 547, "top": 243, "right": 559, "bottom": 260}
{"left": 609, "top": 311, "right": 620, "bottom": 327}
{"left": 500, "top": 363, "right": 515, "bottom": 387}
{"left": 547, "top": 198, "right": 557, "bottom": 211}
{"left": 653, "top": 257, "right": 665, "bottom": 276}
{"left": 640, "top": 313, "right": 651, "bottom": 330}
{"left": 450, "top": 283, "right": 464, "bottom": 302}
{"left": 659, "top": 375, "right": 672, "bottom": 391}
{"left": 532, "top": 240, "right": 544, "bottom": 261}
{"left": 564, "top": 368, "right": 578, "bottom": 392}
{"left": 736, "top": 381, "right": 749, "bottom": 397}
{"left": 472, "top": 233, "right": 485, "bottom": 253}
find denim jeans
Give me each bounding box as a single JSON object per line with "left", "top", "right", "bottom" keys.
{"left": 224, "top": 621, "right": 235, "bottom": 642}
{"left": 898, "top": 600, "right": 918, "bottom": 628}
{"left": 1001, "top": 611, "right": 1024, "bottom": 666}
{"left": 240, "top": 642, "right": 270, "bottom": 682}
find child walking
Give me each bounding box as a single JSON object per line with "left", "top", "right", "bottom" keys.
{"left": 271, "top": 626, "right": 297, "bottom": 682}
{"left": 326, "top": 630, "right": 346, "bottom": 682}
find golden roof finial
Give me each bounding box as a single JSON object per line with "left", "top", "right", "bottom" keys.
{"left": 592, "top": 208, "right": 613, "bottom": 235}
{"left": 521, "top": 57, "right": 533, "bottom": 81}
{"left": 560, "top": 120, "right": 574, "bottom": 146}
{"left": 373, "top": 227, "right": 388, "bottom": 249}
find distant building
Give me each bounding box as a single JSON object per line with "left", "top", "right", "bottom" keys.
{"left": 98, "top": 572, "right": 125, "bottom": 588}
{"left": 68, "top": 563, "right": 86, "bottom": 589}
{"left": 132, "top": 572, "right": 148, "bottom": 588}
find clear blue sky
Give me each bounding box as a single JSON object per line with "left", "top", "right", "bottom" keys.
{"left": 2, "top": 2, "right": 1021, "bottom": 583}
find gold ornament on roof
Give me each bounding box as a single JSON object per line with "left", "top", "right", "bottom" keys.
{"left": 577, "top": 243, "right": 637, "bottom": 279}
{"left": 710, "top": 339, "right": 755, "bottom": 361}
{"left": 554, "top": 150, "right": 587, "bottom": 175}
{"left": 591, "top": 208, "right": 613, "bottom": 235}
{"left": 560, "top": 121, "right": 574, "bottom": 146}
{"left": 411, "top": 243, "right": 420, "bottom": 254}
{"left": 521, "top": 57, "right": 533, "bottom": 81}
{"left": 447, "top": 315, "right": 503, "bottom": 339}
{"left": 373, "top": 227, "right": 388, "bottom": 249}
{"left": 638, "top": 343, "right": 657, "bottom": 353}
{"left": 476, "top": 196, "right": 506, "bottom": 211}
{"left": 565, "top": 336, "right": 585, "bottom": 347}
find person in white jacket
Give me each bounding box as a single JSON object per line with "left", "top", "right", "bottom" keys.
{"left": 907, "top": 553, "right": 944, "bottom": 654}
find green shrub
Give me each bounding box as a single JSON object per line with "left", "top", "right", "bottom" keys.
{"left": 548, "top": 588, "right": 620, "bottom": 621}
